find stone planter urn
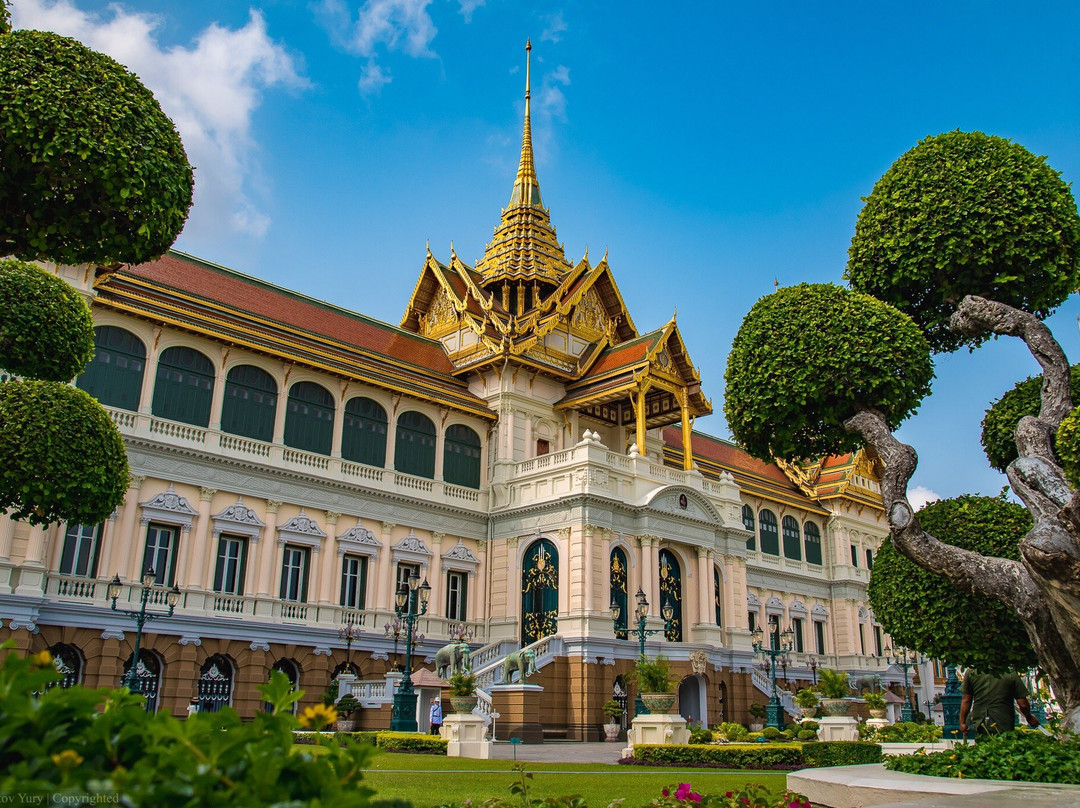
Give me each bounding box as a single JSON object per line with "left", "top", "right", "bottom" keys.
{"left": 800, "top": 707, "right": 818, "bottom": 719}
{"left": 335, "top": 717, "right": 356, "bottom": 732}
{"left": 820, "top": 698, "right": 853, "bottom": 717}
{"left": 869, "top": 708, "right": 887, "bottom": 719}
{"left": 603, "top": 722, "right": 620, "bottom": 742}
{"left": 450, "top": 696, "right": 478, "bottom": 715}
{"left": 640, "top": 693, "right": 676, "bottom": 715}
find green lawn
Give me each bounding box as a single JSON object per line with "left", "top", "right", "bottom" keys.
{"left": 361, "top": 750, "right": 789, "bottom": 808}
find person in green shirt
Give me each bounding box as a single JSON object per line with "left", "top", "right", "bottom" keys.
{"left": 959, "top": 670, "right": 1039, "bottom": 739}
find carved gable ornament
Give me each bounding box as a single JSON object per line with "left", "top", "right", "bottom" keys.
{"left": 765, "top": 595, "right": 785, "bottom": 613}
{"left": 747, "top": 592, "right": 761, "bottom": 607}
{"left": 212, "top": 497, "right": 265, "bottom": 540}
{"left": 337, "top": 525, "right": 381, "bottom": 557}
{"left": 789, "top": 599, "right": 808, "bottom": 615}
{"left": 277, "top": 510, "right": 326, "bottom": 549}
{"left": 421, "top": 286, "right": 459, "bottom": 335}
{"left": 139, "top": 485, "right": 198, "bottom": 531}
{"left": 811, "top": 604, "right": 829, "bottom": 620}
{"left": 442, "top": 540, "right": 480, "bottom": 573}
{"left": 392, "top": 530, "right": 433, "bottom": 567}
{"left": 571, "top": 288, "right": 608, "bottom": 339}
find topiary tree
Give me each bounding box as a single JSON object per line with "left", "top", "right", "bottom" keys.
{"left": 982, "top": 365, "right": 1080, "bottom": 472}
{"left": 726, "top": 130, "right": 1080, "bottom": 733}
{"left": 868, "top": 494, "right": 1036, "bottom": 673}
{"left": 0, "top": 1, "right": 190, "bottom": 527}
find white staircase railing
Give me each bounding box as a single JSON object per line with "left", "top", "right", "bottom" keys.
{"left": 469, "top": 635, "right": 562, "bottom": 723}
{"left": 750, "top": 667, "right": 798, "bottom": 720}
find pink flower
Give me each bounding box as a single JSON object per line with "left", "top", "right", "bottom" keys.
{"left": 661, "top": 789, "right": 670, "bottom": 797}
{"left": 675, "top": 784, "right": 692, "bottom": 801}
{"left": 688, "top": 793, "right": 701, "bottom": 803}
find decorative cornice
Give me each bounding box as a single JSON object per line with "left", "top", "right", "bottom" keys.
{"left": 211, "top": 497, "right": 265, "bottom": 540}
{"left": 179, "top": 635, "right": 202, "bottom": 646}
{"left": 139, "top": 484, "right": 198, "bottom": 530}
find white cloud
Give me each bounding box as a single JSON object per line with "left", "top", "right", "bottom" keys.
{"left": 538, "top": 64, "right": 571, "bottom": 121}
{"left": 458, "top": 0, "right": 485, "bottom": 23}
{"left": 11, "top": 0, "right": 305, "bottom": 242}
{"left": 907, "top": 485, "right": 941, "bottom": 512}
{"left": 540, "top": 11, "right": 567, "bottom": 43}
{"left": 358, "top": 59, "right": 393, "bottom": 94}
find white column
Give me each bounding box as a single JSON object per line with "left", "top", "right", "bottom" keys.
{"left": 582, "top": 525, "right": 595, "bottom": 613}
{"left": 254, "top": 500, "right": 281, "bottom": 596}
{"left": 319, "top": 513, "right": 340, "bottom": 604}
{"left": 185, "top": 487, "right": 215, "bottom": 590}
{"left": 0, "top": 513, "right": 15, "bottom": 560}
{"left": 697, "top": 546, "right": 711, "bottom": 625}
{"left": 428, "top": 532, "right": 444, "bottom": 615}
{"left": 137, "top": 327, "right": 162, "bottom": 415}
{"left": 376, "top": 522, "right": 395, "bottom": 610}
{"left": 119, "top": 475, "right": 146, "bottom": 581}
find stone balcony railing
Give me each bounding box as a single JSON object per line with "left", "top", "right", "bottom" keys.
{"left": 107, "top": 407, "right": 488, "bottom": 512}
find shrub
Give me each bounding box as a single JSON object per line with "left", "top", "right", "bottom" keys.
{"left": 447, "top": 671, "right": 477, "bottom": 697}
{"left": 336, "top": 694, "right": 361, "bottom": 716}
{"left": 602, "top": 699, "right": 623, "bottom": 720}
{"left": 797, "top": 730, "right": 817, "bottom": 741}
{"left": 716, "top": 722, "right": 749, "bottom": 742}
{"left": 761, "top": 726, "right": 781, "bottom": 740}
{"left": 885, "top": 732, "right": 1080, "bottom": 783}
{"left": 799, "top": 720, "right": 820, "bottom": 731}
{"left": 801, "top": 741, "right": 883, "bottom": 767}
{"left": 374, "top": 732, "right": 448, "bottom": 754}
{"left": 748, "top": 703, "right": 768, "bottom": 719}
{"left": 645, "top": 783, "right": 813, "bottom": 808}
{"left": 778, "top": 730, "right": 794, "bottom": 741}
{"left": 633, "top": 656, "right": 674, "bottom": 693}
{"left": 688, "top": 726, "right": 714, "bottom": 744}
{"left": 794, "top": 688, "right": 819, "bottom": 709}
{"left": 864, "top": 692, "right": 886, "bottom": 710}
{"left": 817, "top": 668, "right": 852, "bottom": 700}
{"left": 864, "top": 722, "right": 942, "bottom": 744}
{"left": 293, "top": 730, "right": 377, "bottom": 747}
{"left": 628, "top": 743, "right": 804, "bottom": 769}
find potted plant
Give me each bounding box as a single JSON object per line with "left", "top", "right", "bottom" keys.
{"left": 601, "top": 699, "right": 623, "bottom": 742}
{"left": 794, "top": 687, "right": 819, "bottom": 718}
{"left": 864, "top": 690, "right": 887, "bottom": 719}
{"left": 631, "top": 656, "right": 675, "bottom": 715}
{"left": 817, "top": 668, "right": 853, "bottom": 716}
{"left": 335, "top": 693, "right": 360, "bottom": 731}
{"left": 447, "top": 671, "right": 478, "bottom": 714}
{"left": 748, "top": 702, "right": 767, "bottom": 731}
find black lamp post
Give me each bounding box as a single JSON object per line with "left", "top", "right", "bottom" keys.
{"left": 751, "top": 622, "right": 795, "bottom": 731}
{"left": 389, "top": 574, "right": 430, "bottom": 732}
{"left": 339, "top": 623, "right": 363, "bottom": 675}
{"left": 107, "top": 568, "right": 180, "bottom": 692}
{"left": 384, "top": 617, "right": 424, "bottom": 673}
{"left": 808, "top": 656, "right": 819, "bottom": 686}
{"left": 885, "top": 645, "right": 920, "bottom": 722}
{"left": 610, "top": 587, "right": 674, "bottom": 717}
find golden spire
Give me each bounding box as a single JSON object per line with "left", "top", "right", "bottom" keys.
{"left": 508, "top": 39, "right": 542, "bottom": 207}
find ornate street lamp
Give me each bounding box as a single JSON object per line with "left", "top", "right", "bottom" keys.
{"left": 610, "top": 587, "right": 675, "bottom": 717}
{"left": 885, "top": 645, "right": 920, "bottom": 722}
{"left": 384, "top": 617, "right": 423, "bottom": 673}
{"left": 448, "top": 622, "right": 474, "bottom": 644}
{"left": 338, "top": 623, "right": 364, "bottom": 675}
{"left": 108, "top": 568, "right": 180, "bottom": 693}
{"left": 751, "top": 622, "right": 795, "bottom": 730}
{"left": 389, "top": 574, "right": 430, "bottom": 732}
{"left": 940, "top": 663, "right": 963, "bottom": 738}
{"left": 808, "top": 656, "right": 819, "bottom": 686}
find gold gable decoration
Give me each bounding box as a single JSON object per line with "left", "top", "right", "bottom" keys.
{"left": 775, "top": 448, "right": 884, "bottom": 509}
{"left": 420, "top": 286, "right": 458, "bottom": 336}
{"left": 571, "top": 288, "right": 609, "bottom": 338}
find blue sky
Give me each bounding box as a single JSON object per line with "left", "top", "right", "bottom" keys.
{"left": 12, "top": 0, "right": 1080, "bottom": 505}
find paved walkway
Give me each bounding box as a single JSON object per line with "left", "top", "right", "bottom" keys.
{"left": 489, "top": 741, "right": 626, "bottom": 764}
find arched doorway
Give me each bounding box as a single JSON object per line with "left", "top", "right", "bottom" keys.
{"left": 521, "top": 538, "right": 558, "bottom": 645}
{"left": 198, "top": 655, "right": 234, "bottom": 713}
{"left": 678, "top": 674, "right": 707, "bottom": 727}
{"left": 268, "top": 658, "right": 301, "bottom": 714}
{"left": 122, "top": 650, "right": 162, "bottom": 713}
{"left": 658, "top": 548, "right": 683, "bottom": 642}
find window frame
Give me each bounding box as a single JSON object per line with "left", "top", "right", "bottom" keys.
{"left": 142, "top": 523, "right": 179, "bottom": 586}
{"left": 759, "top": 509, "right": 779, "bottom": 556}
{"left": 445, "top": 570, "right": 468, "bottom": 621}
{"left": 340, "top": 554, "right": 368, "bottom": 610}
{"left": 279, "top": 545, "right": 310, "bottom": 603}
{"left": 213, "top": 534, "right": 248, "bottom": 596}
{"left": 59, "top": 524, "right": 101, "bottom": 578}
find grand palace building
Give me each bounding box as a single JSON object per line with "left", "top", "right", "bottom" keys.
{"left": 0, "top": 48, "right": 905, "bottom": 740}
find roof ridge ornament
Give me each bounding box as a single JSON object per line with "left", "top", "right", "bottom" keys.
{"left": 508, "top": 39, "right": 542, "bottom": 209}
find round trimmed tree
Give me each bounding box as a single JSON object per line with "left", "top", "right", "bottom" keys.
{"left": 724, "top": 283, "right": 934, "bottom": 461}
{"left": 0, "top": 259, "right": 94, "bottom": 382}
{"left": 981, "top": 365, "right": 1080, "bottom": 472}
{"left": 0, "top": 381, "right": 128, "bottom": 526}
{"left": 868, "top": 494, "right": 1036, "bottom": 673}
{"left": 846, "top": 131, "right": 1080, "bottom": 353}
{"left": 0, "top": 29, "right": 193, "bottom": 265}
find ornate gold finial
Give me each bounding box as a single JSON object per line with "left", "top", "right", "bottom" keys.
{"left": 508, "top": 39, "right": 541, "bottom": 208}
{"left": 773, "top": 277, "right": 779, "bottom": 292}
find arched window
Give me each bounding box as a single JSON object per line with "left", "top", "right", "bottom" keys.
{"left": 284, "top": 381, "right": 334, "bottom": 455}
{"left": 658, "top": 548, "right": 683, "bottom": 642}
{"left": 47, "top": 643, "right": 83, "bottom": 690}
{"left": 395, "top": 411, "right": 436, "bottom": 479}
{"left": 782, "top": 516, "right": 802, "bottom": 561}
{"left": 267, "top": 658, "right": 301, "bottom": 714}
{"left": 521, "top": 539, "right": 558, "bottom": 645}
{"left": 76, "top": 326, "right": 145, "bottom": 410}
{"left": 713, "top": 567, "right": 723, "bottom": 626}
{"left": 123, "top": 650, "right": 161, "bottom": 713}
{"left": 759, "top": 510, "right": 779, "bottom": 556}
{"left": 152, "top": 346, "right": 215, "bottom": 426}
{"left": 197, "top": 654, "right": 234, "bottom": 713}
{"left": 341, "top": 396, "right": 387, "bottom": 467}
{"left": 742, "top": 505, "right": 756, "bottom": 551}
{"left": 804, "top": 522, "right": 822, "bottom": 565}
{"left": 221, "top": 365, "right": 277, "bottom": 442}
{"left": 610, "top": 547, "right": 628, "bottom": 640}
{"left": 443, "top": 424, "right": 481, "bottom": 488}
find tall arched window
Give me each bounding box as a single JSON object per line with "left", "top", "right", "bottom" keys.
{"left": 610, "top": 547, "right": 628, "bottom": 640}
{"left": 284, "top": 381, "right": 334, "bottom": 455}
{"left": 123, "top": 650, "right": 161, "bottom": 713}
{"left": 782, "top": 516, "right": 802, "bottom": 561}
{"left": 444, "top": 424, "right": 481, "bottom": 488}
{"left": 197, "top": 654, "right": 234, "bottom": 713}
{"left": 521, "top": 539, "right": 558, "bottom": 645}
{"left": 152, "top": 346, "right": 215, "bottom": 426}
{"left": 220, "top": 365, "right": 277, "bottom": 442}
{"left": 76, "top": 326, "right": 145, "bottom": 410}
{"left": 47, "top": 643, "right": 83, "bottom": 690}
{"left": 713, "top": 567, "right": 723, "bottom": 626}
{"left": 658, "top": 548, "right": 683, "bottom": 642}
{"left": 341, "top": 396, "right": 387, "bottom": 467}
{"left": 395, "top": 411, "right": 436, "bottom": 478}
{"left": 804, "top": 522, "right": 823, "bottom": 565}
{"left": 742, "top": 505, "right": 756, "bottom": 551}
{"left": 759, "top": 510, "right": 779, "bottom": 556}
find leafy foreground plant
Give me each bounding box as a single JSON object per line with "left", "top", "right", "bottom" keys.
{"left": 885, "top": 731, "right": 1080, "bottom": 783}
{"left": 0, "top": 642, "right": 376, "bottom": 805}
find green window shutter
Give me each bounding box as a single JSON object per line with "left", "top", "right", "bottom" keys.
{"left": 521, "top": 539, "right": 558, "bottom": 645}
{"left": 394, "top": 411, "right": 436, "bottom": 478}
{"left": 152, "top": 346, "right": 215, "bottom": 426}
{"left": 742, "top": 505, "right": 756, "bottom": 550}
{"left": 283, "top": 381, "right": 334, "bottom": 455}
{"left": 782, "top": 516, "right": 802, "bottom": 561}
{"left": 76, "top": 326, "right": 146, "bottom": 411}
{"left": 804, "top": 522, "right": 822, "bottom": 565}
{"left": 658, "top": 549, "right": 683, "bottom": 642}
{"left": 221, "top": 365, "right": 277, "bottom": 442}
{"left": 341, "top": 396, "right": 387, "bottom": 466}
{"left": 714, "top": 567, "right": 722, "bottom": 626}
{"left": 443, "top": 424, "right": 481, "bottom": 488}
{"left": 759, "top": 510, "right": 779, "bottom": 556}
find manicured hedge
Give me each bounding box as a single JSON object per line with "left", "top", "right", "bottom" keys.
{"left": 293, "top": 730, "right": 446, "bottom": 754}
{"left": 885, "top": 732, "right": 1080, "bottom": 784}
{"left": 801, "top": 741, "right": 883, "bottom": 767}
{"left": 629, "top": 743, "right": 804, "bottom": 769}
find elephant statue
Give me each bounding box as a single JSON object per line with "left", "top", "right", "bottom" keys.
{"left": 852, "top": 673, "right": 883, "bottom": 694}
{"left": 501, "top": 648, "right": 537, "bottom": 683}
{"left": 435, "top": 642, "right": 471, "bottom": 678}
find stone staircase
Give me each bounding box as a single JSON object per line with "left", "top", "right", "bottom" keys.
{"left": 750, "top": 666, "right": 800, "bottom": 722}
{"left": 470, "top": 634, "right": 562, "bottom": 722}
